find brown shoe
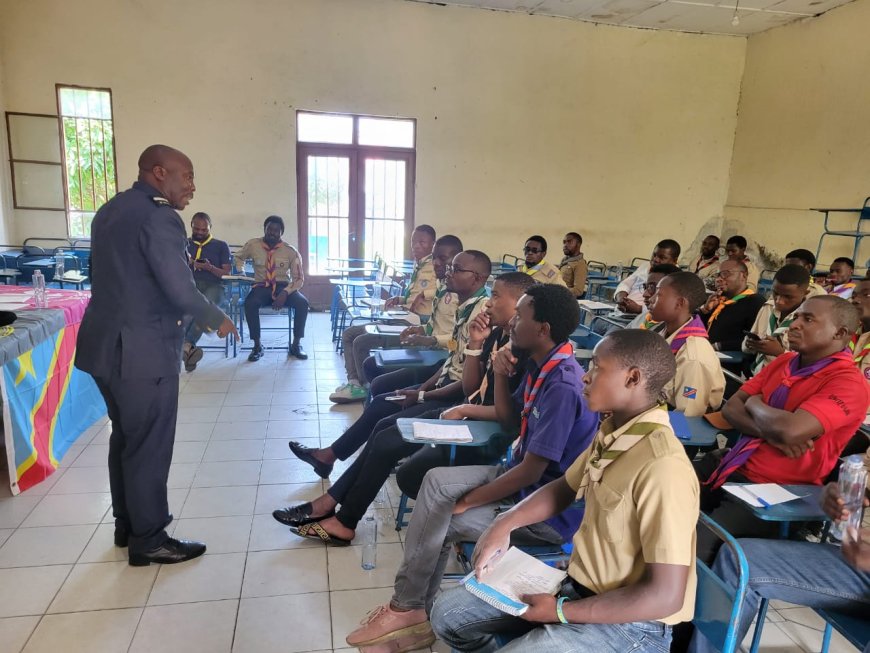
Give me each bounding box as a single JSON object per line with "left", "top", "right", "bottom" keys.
{"left": 346, "top": 604, "right": 431, "bottom": 648}
{"left": 358, "top": 630, "right": 436, "bottom": 653}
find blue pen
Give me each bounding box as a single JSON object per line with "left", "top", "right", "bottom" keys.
{"left": 744, "top": 486, "right": 771, "bottom": 509}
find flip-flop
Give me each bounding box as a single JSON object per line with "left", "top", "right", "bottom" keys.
{"left": 272, "top": 502, "right": 336, "bottom": 527}
{"left": 184, "top": 346, "right": 203, "bottom": 372}
{"left": 290, "top": 522, "right": 352, "bottom": 547}
{"left": 288, "top": 441, "right": 334, "bottom": 479}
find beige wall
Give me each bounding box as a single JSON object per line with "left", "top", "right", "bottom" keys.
{"left": 725, "top": 0, "right": 870, "bottom": 269}
{"left": 0, "top": 56, "right": 13, "bottom": 245}
{"left": 0, "top": 0, "right": 745, "bottom": 266}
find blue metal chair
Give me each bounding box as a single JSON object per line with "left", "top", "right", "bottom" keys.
{"left": 816, "top": 609, "right": 870, "bottom": 653}
{"left": 694, "top": 513, "right": 750, "bottom": 653}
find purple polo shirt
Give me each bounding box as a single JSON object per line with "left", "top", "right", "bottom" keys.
{"left": 508, "top": 344, "right": 598, "bottom": 541}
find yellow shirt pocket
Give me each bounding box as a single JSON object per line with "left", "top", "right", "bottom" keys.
{"left": 591, "top": 481, "right": 626, "bottom": 544}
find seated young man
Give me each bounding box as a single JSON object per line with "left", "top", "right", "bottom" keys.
{"left": 690, "top": 234, "right": 721, "bottom": 289}
{"left": 699, "top": 260, "right": 765, "bottom": 354}
{"left": 558, "top": 231, "right": 588, "bottom": 298}
{"left": 286, "top": 251, "right": 491, "bottom": 479}
{"left": 742, "top": 264, "right": 810, "bottom": 376}
{"left": 343, "top": 283, "right": 598, "bottom": 651}
{"left": 851, "top": 277, "right": 870, "bottom": 381}
{"left": 518, "top": 235, "right": 568, "bottom": 287}
{"left": 695, "top": 296, "right": 869, "bottom": 522}
{"left": 614, "top": 239, "right": 681, "bottom": 314}
{"left": 647, "top": 271, "right": 725, "bottom": 417}
{"left": 689, "top": 483, "right": 870, "bottom": 653}
{"left": 724, "top": 235, "right": 760, "bottom": 290}
{"left": 624, "top": 263, "right": 681, "bottom": 330}
{"left": 329, "top": 232, "right": 459, "bottom": 404}
{"left": 784, "top": 248, "right": 828, "bottom": 297}
{"left": 431, "top": 329, "right": 699, "bottom": 653}
{"left": 825, "top": 256, "right": 856, "bottom": 298}
{"left": 272, "top": 272, "right": 535, "bottom": 532}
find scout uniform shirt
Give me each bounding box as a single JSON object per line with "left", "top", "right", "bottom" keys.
{"left": 691, "top": 254, "right": 720, "bottom": 287}
{"left": 807, "top": 281, "right": 827, "bottom": 298}
{"left": 434, "top": 288, "right": 489, "bottom": 385}
{"left": 615, "top": 262, "right": 649, "bottom": 306}
{"left": 233, "top": 238, "right": 304, "bottom": 294}
{"left": 558, "top": 254, "right": 589, "bottom": 297}
{"left": 519, "top": 260, "right": 568, "bottom": 287}
{"left": 829, "top": 281, "right": 856, "bottom": 300}
{"left": 564, "top": 405, "right": 699, "bottom": 626}
{"left": 742, "top": 299, "right": 799, "bottom": 375}
{"left": 663, "top": 319, "right": 725, "bottom": 417}
{"left": 743, "top": 257, "right": 761, "bottom": 290}
{"left": 401, "top": 255, "right": 437, "bottom": 316}
{"left": 850, "top": 328, "right": 870, "bottom": 385}
{"left": 423, "top": 279, "right": 459, "bottom": 348}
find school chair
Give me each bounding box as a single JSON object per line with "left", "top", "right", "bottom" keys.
{"left": 815, "top": 609, "right": 870, "bottom": 653}
{"left": 813, "top": 196, "right": 870, "bottom": 271}
{"left": 693, "top": 513, "right": 750, "bottom": 653}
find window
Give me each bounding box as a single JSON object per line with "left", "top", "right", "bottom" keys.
{"left": 56, "top": 85, "right": 117, "bottom": 238}
{"left": 296, "top": 111, "right": 416, "bottom": 275}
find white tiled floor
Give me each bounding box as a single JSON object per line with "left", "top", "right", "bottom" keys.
{"left": 0, "top": 312, "right": 861, "bottom": 652}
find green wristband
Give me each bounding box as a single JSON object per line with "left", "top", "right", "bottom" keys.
{"left": 556, "top": 596, "right": 569, "bottom": 624}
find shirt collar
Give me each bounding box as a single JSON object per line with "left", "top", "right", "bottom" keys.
{"left": 133, "top": 180, "right": 164, "bottom": 199}
{"left": 599, "top": 404, "right": 670, "bottom": 439}
{"left": 524, "top": 340, "right": 570, "bottom": 375}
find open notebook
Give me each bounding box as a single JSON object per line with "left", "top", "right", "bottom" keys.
{"left": 462, "top": 547, "right": 567, "bottom": 616}
{"left": 411, "top": 422, "right": 472, "bottom": 443}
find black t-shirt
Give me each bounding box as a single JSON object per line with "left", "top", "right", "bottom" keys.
{"left": 702, "top": 293, "right": 766, "bottom": 352}
{"left": 471, "top": 326, "right": 529, "bottom": 406}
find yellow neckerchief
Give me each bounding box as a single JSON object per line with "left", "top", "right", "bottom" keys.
{"left": 708, "top": 288, "right": 756, "bottom": 326}
{"left": 191, "top": 234, "right": 213, "bottom": 260}
{"left": 521, "top": 261, "right": 547, "bottom": 276}
{"left": 849, "top": 328, "right": 870, "bottom": 366}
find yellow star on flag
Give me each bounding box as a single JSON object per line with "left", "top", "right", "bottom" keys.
{"left": 14, "top": 350, "right": 36, "bottom": 386}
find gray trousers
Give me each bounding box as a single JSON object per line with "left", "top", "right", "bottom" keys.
{"left": 392, "top": 465, "right": 563, "bottom": 613}
{"left": 341, "top": 324, "right": 389, "bottom": 383}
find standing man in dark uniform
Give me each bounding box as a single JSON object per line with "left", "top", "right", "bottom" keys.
{"left": 76, "top": 144, "right": 237, "bottom": 566}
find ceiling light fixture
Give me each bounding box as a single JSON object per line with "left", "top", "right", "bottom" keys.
{"left": 731, "top": 0, "right": 741, "bottom": 26}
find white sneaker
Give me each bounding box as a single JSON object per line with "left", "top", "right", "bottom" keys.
{"left": 329, "top": 382, "right": 367, "bottom": 404}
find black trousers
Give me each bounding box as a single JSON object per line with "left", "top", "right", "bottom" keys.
{"left": 244, "top": 285, "right": 309, "bottom": 342}
{"left": 94, "top": 371, "right": 179, "bottom": 554}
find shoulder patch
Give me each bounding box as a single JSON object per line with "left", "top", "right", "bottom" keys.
{"left": 682, "top": 386, "right": 697, "bottom": 399}
{"left": 421, "top": 280, "right": 429, "bottom": 288}
{"left": 152, "top": 196, "right": 171, "bottom": 206}
{"left": 546, "top": 270, "right": 555, "bottom": 278}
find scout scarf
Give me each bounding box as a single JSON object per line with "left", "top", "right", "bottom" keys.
{"left": 514, "top": 341, "right": 575, "bottom": 451}
{"left": 434, "top": 288, "right": 489, "bottom": 387}
{"left": 830, "top": 282, "right": 857, "bottom": 298}
{"left": 521, "top": 262, "right": 548, "bottom": 276}
{"left": 694, "top": 255, "right": 719, "bottom": 274}
{"left": 704, "top": 350, "right": 853, "bottom": 489}
{"left": 424, "top": 281, "right": 450, "bottom": 337}
{"left": 639, "top": 313, "right": 659, "bottom": 330}
{"left": 254, "top": 241, "right": 282, "bottom": 298}
{"left": 403, "top": 255, "right": 432, "bottom": 302}
{"left": 707, "top": 288, "right": 756, "bottom": 326}
{"left": 191, "top": 234, "right": 213, "bottom": 261}
{"left": 669, "top": 314, "right": 708, "bottom": 355}
{"left": 849, "top": 330, "right": 870, "bottom": 366}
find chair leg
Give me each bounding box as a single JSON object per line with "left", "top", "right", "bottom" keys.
{"left": 820, "top": 623, "right": 833, "bottom": 653}
{"left": 395, "top": 493, "right": 412, "bottom": 532}
{"left": 748, "top": 598, "right": 769, "bottom": 653}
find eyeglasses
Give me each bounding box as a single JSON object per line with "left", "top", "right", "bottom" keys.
{"left": 446, "top": 264, "right": 476, "bottom": 275}
{"left": 523, "top": 247, "right": 542, "bottom": 254}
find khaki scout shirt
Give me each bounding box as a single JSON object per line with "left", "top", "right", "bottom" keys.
{"left": 559, "top": 254, "right": 589, "bottom": 298}
{"left": 425, "top": 280, "right": 459, "bottom": 348}
{"left": 663, "top": 320, "right": 725, "bottom": 417}
{"left": 519, "top": 261, "right": 568, "bottom": 287}
{"left": 403, "top": 255, "right": 437, "bottom": 316}
{"left": 564, "top": 406, "right": 699, "bottom": 626}
{"left": 435, "top": 289, "right": 488, "bottom": 385}
{"left": 233, "top": 238, "right": 304, "bottom": 294}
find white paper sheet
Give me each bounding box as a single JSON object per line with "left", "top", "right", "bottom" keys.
{"left": 723, "top": 483, "right": 802, "bottom": 508}
{"left": 577, "top": 300, "right": 614, "bottom": 311}
{"left": 412, "top": 422, "right": 473, "bottom": 443}
{"left": 376, "top": 325, "right": 406, "bottom": 335}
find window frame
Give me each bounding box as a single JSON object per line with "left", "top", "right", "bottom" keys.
{"left": 55, "top": 83, "right": 119, "bottom": 239}
{"left": 4, "top": 111, "right": 66, "bottom": 212}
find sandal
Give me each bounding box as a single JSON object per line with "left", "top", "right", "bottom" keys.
{"left": 288, "top": 441, "right": 334, "bottom": 479}
{"left": 290, "top": 522, "right": 352, "bottom": 546}
{"left": 272, "top": 502, "right": 336, "bottom": 527}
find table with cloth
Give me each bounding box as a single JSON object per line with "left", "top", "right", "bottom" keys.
{"left": 0, "top": 287, "right": 105, "bottom": 494}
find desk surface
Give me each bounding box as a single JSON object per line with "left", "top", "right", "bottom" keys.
{"left": 716, "top": 350, "right": 744, "bottom": 365}
{"left": 20, "top": 258, "right": 55, "bottom": 268}
{"left": 397, "top": 418, "right": 504, "bottom": 447}
{"left": 669, "top": 412, "right": 730, "bottom": 448}
{"left": 728, "top": 483, "right": 827, "bottom": 523}
{"left": 329, "top": 278, "right": 374, "bottom": 288}
{"left": 325, "top": 266, "right": 379, "bottom": 274}
{"left": 373, "top": 348, "right": 447, "bottom": 368}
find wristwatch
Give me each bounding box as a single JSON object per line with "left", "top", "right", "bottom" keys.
{"left": 418, "top": 391, "right": 426, "bottom": 403}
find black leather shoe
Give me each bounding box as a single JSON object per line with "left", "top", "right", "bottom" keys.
{"left": 129, "top": 538, "right": 206, "bottom": 566}
{"left": 288, "top": 441, "right": 333, "bottom": 478}
{"left": 114, "top": 526, "right": 128, "bottom": 548}
{"left": 248, "top": 345, "right": 264, "bottom": 362}
{"left": 289, "top": 343, "right": 308, "bottom": 360}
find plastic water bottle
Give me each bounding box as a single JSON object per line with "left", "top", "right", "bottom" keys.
{"left": 371, "top": 282, "right": 384, "bottom": 317}
{"left": 54, "top": 249, "right": 65, "bottom": 281}
{"left": 32, "top": 270, "right": 46, "bottom": 307}
{"left": 615, "top": 261, "right": 624, "bottom": 280}
{"left": 830, "top": 455, "right": 867, "bottom": 541}
{"left": 374, "top": 484, "right": 387, "bottom": 508}
{"left": 360, "top": 514, "right": 377, "bottom": 570}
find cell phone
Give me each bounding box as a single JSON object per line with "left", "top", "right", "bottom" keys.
{"left": 385, "top": 394, "right": 405, "bottom": 402}
{"left": 743, "top": 330, "right": 761, "bottom": 341}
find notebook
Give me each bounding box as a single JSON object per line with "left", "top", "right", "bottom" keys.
{"left": 411, "top": 422, "right": 473, "bottom": 443}
{"left": 462, "top": 547, "right": 567, "bottom": 616}
{"left": 376, "top": 324, "right": 406, "bottom": 335}
{"left": 668, "top": 411, "right": 692, "bottom": 440}
{"left": 377, "top": 349, "right": 423, "bottom": 365}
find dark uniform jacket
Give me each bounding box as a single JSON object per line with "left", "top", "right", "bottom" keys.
{"left": 76, "top": 181, "right": 225, "bottom": 379}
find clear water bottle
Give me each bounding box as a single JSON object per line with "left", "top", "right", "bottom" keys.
{"left": 830, "top": 454, "right": 867, "bottom": 541}
{"left": 54, "top": 249, "right": 65, "bottom": 281}
{"left": 32, "top": 270, "right": 46, "bottom": 307}
{"left": 360, "top": 514, "right": 377, "bottom": 570}
{"left": 371, "top": 282, "right": 384, "bottom": 317}
{"left": 374, "top": 484, "right": 387, "bottom": 508}
{"left": 615, "top": 261, "right": 624, "bottom": 281}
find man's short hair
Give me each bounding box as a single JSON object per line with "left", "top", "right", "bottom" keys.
{"left": 785, "top": 249, "right": 816, "bottom": 268}
{"left": 774, "top": 264, "right": 810, "bottom": 288}
{"left": 602, "top": 329, "right": 677, "bottom": 401}
{"left": 727, "top": 235, "right": 748, "bottom": 250}
{"left": 833, "top": 256, "right": 855, "bottom": 269}
{"left": 434, "top": 235, "right": 463, "bottom": 253}
{"left": 495, "top": 272, "right": 537, "bottom": 295}
{"left": 705, "top": 235, "right": 721, "bottom": 247}
{"left": 524, "top": 284, "right": 580, "bottom": 344}
{"left": 526, "top": 235, "right": 548, "bottom": 252}
{"left": 725, "top": 260, "right": 748, "bottom": 275}
{"left": 650, "top": 263, "right": 681, "bottom": 276}
{"left": 566, "top": 232, "right": 583, "bottom": 245}
{"left": 656, "top": 239, "right": 682, "bottom": 259}
{"left": 666, "top": 271, "right": 708, "bottom": 312}
{"left": 414, "top": 224, "right": 436, "bottom": 240}
{"left": 806, "top": 295, "right": 860, "bottom": 334}
{"left": 264, "top": 215, "right": 285, "bottom": 234}
{"left": 191, "top": 212, "right": 211, "bottom": 225}
{"left": 464, "top": 249, "right": 492, "bottom": 277}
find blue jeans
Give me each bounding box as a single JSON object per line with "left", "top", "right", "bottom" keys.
{"left": 432, "top": 583, "right": 672, "bottom": 653}
{"left": 689, "top": 538, "right": 870, "bottom": 653}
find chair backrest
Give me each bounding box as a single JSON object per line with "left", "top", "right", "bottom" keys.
{"left": 587, "top": 260, "right": 607, "bottom": 275}
{"left": 501, "top": 254, "right": 520, "bottom": 269}
{"left": 693, "top": 513, "right": 749, "bottom": 653}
